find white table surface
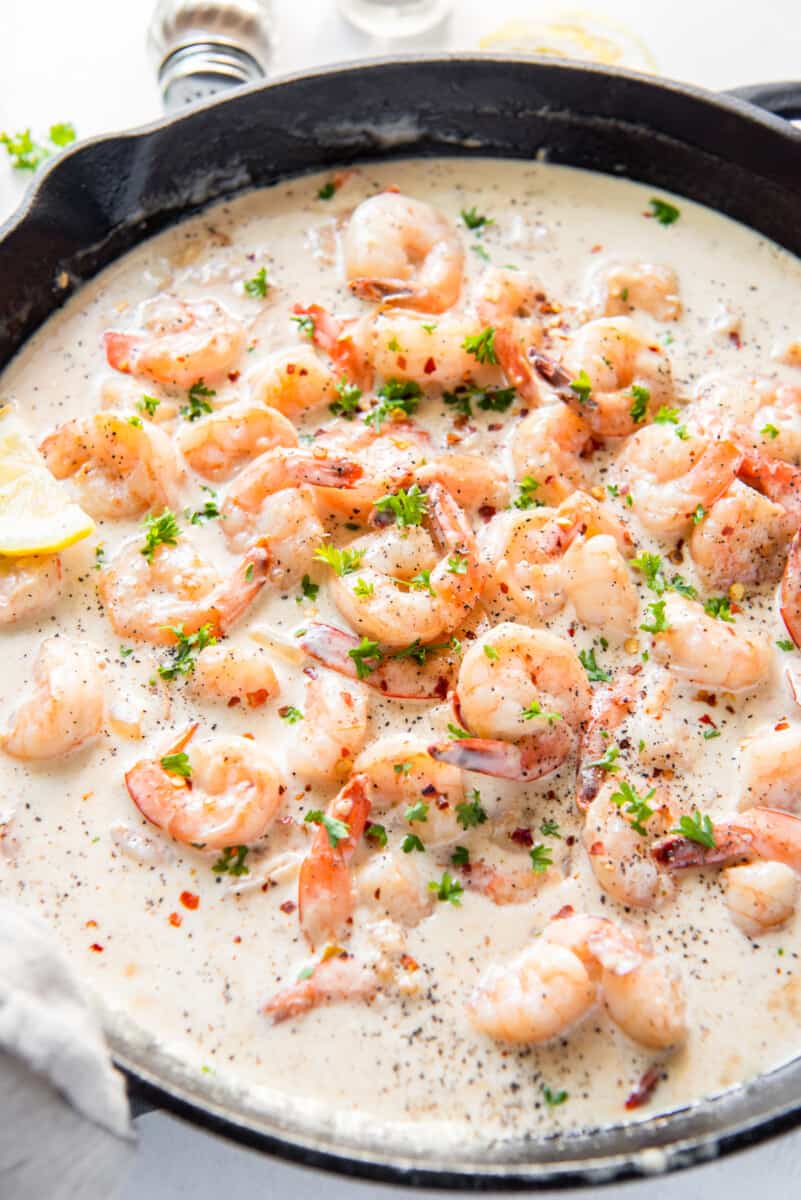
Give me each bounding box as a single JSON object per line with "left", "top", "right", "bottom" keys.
{"left": 2, "top": 1, "right": 801, "bottom": 1196}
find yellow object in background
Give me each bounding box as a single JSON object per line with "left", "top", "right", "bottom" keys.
{"left": 480, "top": 9, "right": 656, "bottom": 72}
{"left": 0, "top": 407, "right": 94, "bottom": 555}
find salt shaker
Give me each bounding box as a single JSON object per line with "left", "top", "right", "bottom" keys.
{"left": 148, "top": 0, "right": 275, "bottom": 110}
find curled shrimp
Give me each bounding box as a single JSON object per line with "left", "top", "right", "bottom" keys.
{"left": 40, "top": 411, "right": 183, "bottom": 519}
{"left": 290, "top": 304, "right": 370, "bottom": 387}
{"left": 723, "top": 861, "right": 800, "bottom": 936}
{"left": 297, "top": 774, "right": 371, "bottom": 947}
{"left": 351, "top": 310, "right": 500, "bottom": 390}
{"left": 263, "top": 953, "right": 377, "bottom": 1024}
{"left": 562, "top": 533, "right": 639, "bottom": 638}
{"left": 247, "top": 345, "right": 338, "bottom": 418}
{"left": 616, "top": 424, "right": 742, "bottom": 535}
{"left": 583, "top": 260, "right": 682, "bottom": 322}
{"left": 353, "top": 734, "right": 465, "bottom": 845}
{"left": 297, "top": 622, "right": 457, "bottom": 701}
{"left": 98, "top": 537, "right": 269, "bottom": 644}
{"left": 313, "top": 419, "right": 429, "bottom": 520}
{"left": 344, "top": 193, "right": 464, "bottom": 313}
{"left": 220, "top": 447, "right": 363, "bottom": 568}
{"left": 104, "top": 296, "right": 245, "bottom": 388}
{"left": 189, "top": 642, "right": 279, "bottom": 707}
{"left": 562, "top": 317, "right": 674, "bottom": 438}
{"left": 582, "top": 780, "right": 676, "bottom": 909}
{"left": 738, "top": 724, "right": 801, "bottom": 815}
{"left": 2, "top": 636, "right": 104, "bottom": 760}
{"left": 357, "top": 849, "right": 434, "bottom": 925}
{"left": 290, "top": 668, "right": 369, "bottom": 781}
{"left": 0, "top": 555, "right": 62, "bottom": 625}
{"left": 178, "top": 401, "right": 297, "bottom": 481}
{"left": 468, "top": 912, "right": 686, "bottom": 1049}
{"left": 648, "top": 593, "right": 771, "bottom": 693}
{"left": 475, "top": 266, "right": 546, "bottom": 402}
{"left": 327, "top": 483, "right": 480, "bottom": 649}
{"left": 781, "top": 528, "right": 801, "bottom": 648}
{"left": 689, "top": 375, "right": 801, "bottom": 464}
{"left": 125, "top": 727, "right": 285, "bottom": 849}
{"left": 415, "top": 454, "right": 510, "bottom": 513}
{"left": 510, "top": 402, "right": 591, "bottom": 505}
{"left": 430, "top": 622, "right": 591, "bottom": 782}
{"left": 688, "top": 480, "right": 791, "bottom": 590}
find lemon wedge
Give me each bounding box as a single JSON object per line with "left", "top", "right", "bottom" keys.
{"left": 0, "top": 406, "right": 94, "bottom": 556}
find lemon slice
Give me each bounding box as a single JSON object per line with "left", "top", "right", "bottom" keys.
{"left": 0, "top": 406, "right": 94, "bottom": 556}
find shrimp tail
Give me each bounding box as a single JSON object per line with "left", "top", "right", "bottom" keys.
{"left": 780, "top": 528, "right": 801, "bottom": 648}
{"left": 291, "top": 303, "right": 371, "bottom": 387}
{"left": 298, "top": 775, "right": 371, "bottom": 947}
{"left": 104, "top": 330, "right": 140, "bottom": 374}
{"left": 493, "top": 330, "right": 544, "bottom": 405}
{"left": 125, "top": 723, "right": 198, "bottom": 834}
{"left": 428, "top": 736, "right": 564, "bottom": 782}
{"left": 263, "top": 955, "right": 377, "bottom": 1024}
{"left": 298, "top": 622, "right": 452, "bottom": 701}
{"left": 214, "top": 545, "right": 271, "bottom": 634}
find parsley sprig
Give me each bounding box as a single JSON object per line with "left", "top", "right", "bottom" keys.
{"left": 158, "top": 623, "right": 217, "bottom": 681}
{"left": 141, "top": 509, "right": 180, "bottom": 562}
{"left": 374, "top": 485, "right": 428, "bottom": 527}
{"left": 610, "top": 780, "right": 656, "bottom": 836}
{"left": 364, "top": 379, "right": 422, "bottom": 429}
{"left": 674, "top": 811, "right": 716, "bottom": 848}
{"left": 313, "top": 544, "right": 365, "bottom": 576}
{"left": 181, "top": 379, "right": 215, "bottom": 421}
{"left": 305, "top": 810, "right": 350, "bottom": 847}
{"left": 462, "top": 327, "right": 497, "bottom": 365}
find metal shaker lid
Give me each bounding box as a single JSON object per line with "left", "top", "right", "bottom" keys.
{"left": 147, "top": 0, "right": 275, "bottom": 108}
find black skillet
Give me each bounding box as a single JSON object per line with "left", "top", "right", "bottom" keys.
{"left": 1, "top": 55, "right": 800, "bottom": 1189}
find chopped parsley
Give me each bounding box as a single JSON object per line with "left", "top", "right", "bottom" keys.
{"left": 649, "top": 197, "right": 681, "bottom": 226}
{"left": 654, "top": 405, "right": 681, "bottom": 426}
{"left": 244, "top": 267, "right": 269, "bottom": 298}
{"left": 443, "top": 383, "right": 516, "bottom": 418}
{"left": 632, "top": 552, "right": 667, "bottom": 595}
{"left": 703, "top": 595, "right": 734, "bottom": 622}
{"left": 161, "top": 751, "right": 191, "bottom": 778}
{"left": 313, "top": 544, "right": 365, "bottom": 576}
{"left": 447, "top": 722, "right": 471, "bottom": 740}
{"left": 94, "top": 545, "right": 106, "bottom": 570}
{"left": 691, "top": 504, "right": 706, "bottom": 524}
{"left": 127, "top": 414, "right": 143, "bottom": 428}
{"left": 348, "top": 636, "right": 383, "bottom": 679}
{"left": 540, "top": 819, "right": 562, "bottom": 838}
{"left": 366, "top": 823, "right": 388, "bottom": 848}
{"left": 570, "top": 369, "right": 593, "bottom": 405}
{"left": 589, "top": 745, "right": 620, "bottom": 774}
{"left": 428, "top": 871, "right": 463, "bottom": 905}
{"left": 410, "top": 570, "right": 436, "bottom": 596}
{"left": 461, "top": 207, "right": 493, "bottom": 231}
{"left": 189, "top": 494, "right": 220, "bottom": 524}
{"left": 181, "top": 379, "right": 215, "bottom": 421}
{"left": 364, "top": 379, "right": 422, "bottom": 429}
{"left": 456, "top": 792, "right": 488, "bottom": 829}
{"left": 402, "top": 834, "right": 425, "bottom": 853}
{"left": 317, "top": 180, "right": 336, "bottom": 200}
{"left": 119, "top": 645, "right": 133, "bottom": 659}
{"left": 305, "top": 810, "right": 350, "bottom": 847}
{"left": 329, "top": 377, "right": 362, "bottom": 419}
{"left": 777, "top": 638, "right": 795, "bottom": 652}
{"left": 471, "top": 243, "right": 490, "bottom": 263}
{"left": 141, "top": 509, "right": 180, "bottom": 562}
{"left": 674, "top": 810, "right": 716, "bottom": 849}
{"left": 529, "top": 843, "right": 553, "bottom": 873}
{"left": 405, "top": 801, "right": 429, "bottom": 824}
{"left": 0, "top": 122, "right": 76, "bottom": 170}
{"left": 702, "top": 728, "right": 721, "bottom": 741}
{"left": 761, "top": 423, "right": 780, "bottom": 440}
{"left": 353, "top": 577, "right": 375, "bottom": 598}
{"left": 610, "top": 780, "right": 656, "bottom": 836}
{"left": 374, "top": 484, "right": 428, "bottom": 527}
{"left": 451, "top": 845, "right": 470, "bottom": 866}
{"left": 521, "top": 700, "right": 562, "bottom": 724}
{"left": 462, "top": 326, "right": 498, "bottom": 365}
{"left": 298, "top": 574, "right": 319, "bottom": 603}
{"left": 542, "top": 1084, "right": 568, "bottom": 1107}
{"left": 640, "top": 600, "right": 670, "bottom": 634}
{"left": 629, "top": 384, "right": 650, "bottom": 423}
{"left": 513, "top": 475, "right": 542, "bottom": 510}
{"left": 138, "top": 394, "right": 160, "bottom": 417}
{"left": 448, "top": 554, "right": 468, "bottom": 575}
{"left": 483, "top": 644, "right": 499, "bottom": 661}
{"left": 280, "top": 706, "right": 304, "bottom": 724}
{"left": 578, "top": 647, "right": 611, "bottom": 683}
{"left": 393, "top": 761, "right": 412, "bottom": 775}
{"left": 669, "top": 574, "right": 698, "bottom": 599}
{"left": 292, "top": 314, "right": 315, "bottom": 338}
{"left": 158, "top": 622, "right": 217, "bottom": 680}
{"left": 212, "top": 846, "right": 249, "bottom": 875}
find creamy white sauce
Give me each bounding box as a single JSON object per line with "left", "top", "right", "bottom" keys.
{"left": 1, "top": 158, "right": 801, "bottom": 1149}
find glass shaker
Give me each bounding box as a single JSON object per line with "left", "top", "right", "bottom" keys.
{"left": 337, "top": 0, "right": 452, "bottom": 38}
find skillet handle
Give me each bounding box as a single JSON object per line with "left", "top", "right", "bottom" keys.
{"left": 727, "top": 81, "right": 801, "bottom": 121}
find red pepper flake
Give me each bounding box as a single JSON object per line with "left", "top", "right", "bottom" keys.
{"left": 227, "top": 696, "right": 241, "bottom": 707}
{"left": 478, "top": 504, "right": 496, "bottom": 523}
{"left": 625, "top": 1065, "right": 662, "bottom": 1109}
{"left": 775, "top": 718, "right": 790, "bottom": 731}
{"left": 396, "top": 354, "right": 407, "bottom": 370}
{"left": 280, "top": 900, "right": 297, "bottom": 914}
{"left": 169, "top": 912, "right": 183, "bottom": 928}
{"left": 589, "top": 840, "right": 604, "bottom": 856}
{"left": 227, "top": 370, "right": 241, "bottom": 383}
{"left": 423, "top": 356, "right": 436, "bottom": 375}
{"left": 180, "top": 891, "right": 199, "bottom": 910}
{"left": 233, "top": 935, "right": 242, "bottom": 944}
{"left": 400, "top": 954, "right": 419, "bottom": 972}
{"left": 89, "top": 942, "right": 104, "bottom": 953}
{"left": 552, "top": 904, "right": 575, "bottom": 921}
{"left": 698, "top": 713, "right": 717, "bottom": 730}
{"left": 510, "top": 827, "right": 533, "bottom": 847}
{"left": 590, "top": 244, "right": 603, "bottom": 253}
{"left": 729, "top": 331, "right": 742, "bottom": 349}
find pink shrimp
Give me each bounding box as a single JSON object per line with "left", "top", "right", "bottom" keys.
{"left": 652, "top": 806, "right": 801, "bottom": 873}
{"left": 298, "top": 775, "right": 371, "bottom": 948}
{"left": 297, "top": 622, "right": 457, "bottom": 701}
{"left": 263, "top": 954, "right": 377, "bottom": 1024}
{"left": 104, "top": 296, "right": 244, "bottom": 388}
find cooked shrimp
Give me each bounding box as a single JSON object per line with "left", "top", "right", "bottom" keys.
{"left": 297, "top": 774, "right": 371, "bottom": 947}
{"left": 344, "top": 193, "right": 464, "bottom": 312}
{"left": 313, "top": 419, "right": 429, "bottom": 520}
{"left": 653, "top": 806, "right": 801, "bottom": 874}
{"left": 291, "top": 304, "right": 371, "bottom": 387}
{"left": 648, "top": 593, "right": 771, "bottom": 693}
{"left": 290, "top": 668, "right": 369, "bottom": 781}
{"left": 125, "top": 728, "right": 285, "bottom": 849}
{"left": 475, "top": 266, "right": 546, "bottom": 402}
{"left": 617, "top": 424, "right": 742, "bottom": 535}
{"left": 327, "top": 483, "right": 480, "bottom": 649}
{"left": 723, "top": 861, "right": 800, "bottom": 936}
{"left": 689, "top": 375, "right": 801, "bottom": 464}
{"left": 104, "top": 296, "right": 245, "bottom": 388}
{"left": 582, "top": 781, "right": 677, "bottom": 908}
{"left": 430, "top": 623, "right": 591, "bottom": 782}
{"left": 562, "top": 534, "right": 639, "bottom": 638}
{"left": 357, "top": 850, "right": 433, "bottom": 925}
{"left": 220, "top": 447, "right": 362, "bottom": 570}
{"left": 583, "top": 261, "right": 682, "bottom": 322}
{"left": 415, "top": 454, "right": 510, "bottom": 512}
{"left": 2, "top": 636, "right": 104, "bottom": 760}
{"left": 247, "top": 345, "right": 338, "bottom": 418}
{"left": 189, "top": 642, "right": 279, "bottom": 707}
{"left": 263, "top": 954, "right": 377, "bottom": 1024}
{"left": 353, "top": 734, "right": 465, "bottom": 845}
{"left": 469, "top": 913, "right": 686, "bottom": 1049}
{"left": 40, "top": 410, "right": 183, "bottom": 519}
{"left": 562, "top": 317, "right": 674, "bottom": 438}
{"left": 178, "top": 401, "right": 297, "bottom": 481}
{"left": 0, "top": 555, "right": 62, "bottom": 625}
{"left": 99, "top": 538, "right": 269, "bottom": 644}
{"left": 297, "top": 622, "right": 458, "bottom": 701}
{"left": 688, "top": 480, "right": 791, "bottom": 589}
{"left": 461, "top": 860, "right": 559, "bottom": 905}
{"left": 351, "top": 310, "right": 500, "bottom": 390}
{"left": 781, "top": 528, "right": 801, "bottom": 649}
{"left": 738, "top": 725, "right": 801, "bottom": 814}
{"left": 737, "top": 454, "right": 801, "bottom": 526}
{"left": 510, "top": 402, "right": 591, "bottom": 505}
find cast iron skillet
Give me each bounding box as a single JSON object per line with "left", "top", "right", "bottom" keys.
{"left": 2, "top": 55, "right": 801, "bottom": 1189}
